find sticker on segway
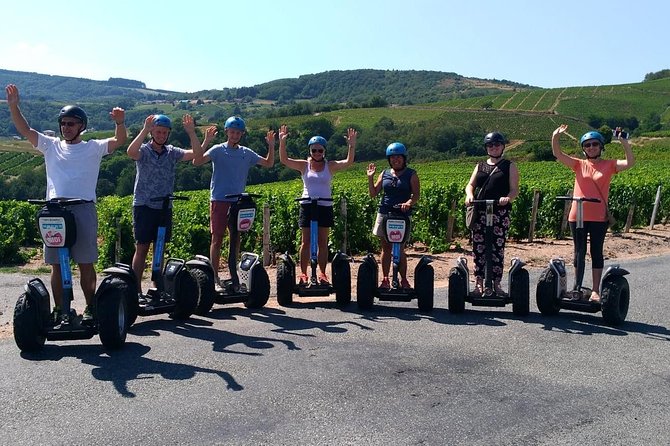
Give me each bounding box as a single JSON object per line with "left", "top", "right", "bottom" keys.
{"left": 386, "top": 219, "right": 406, "bottom": 243}
{"left": 38, "top": 216, "right": 67, "bottom": 248}
{"left": 237, "top": 208, "right": 256, "bottom": 232}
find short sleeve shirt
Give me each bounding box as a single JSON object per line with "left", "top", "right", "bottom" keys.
{"left": 36, "top": 133, "right": 109, "bottom": 202}
{"left": 568, "top": 158, "right": 617, "bottom": 222}
{"left": 132, "top": 143, "right": 186, "bottom": 208}
{"left": 206, "top": 143, "right": 261, "bottom": 201}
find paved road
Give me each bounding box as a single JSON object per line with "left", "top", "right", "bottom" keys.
{"left": 1, "top": 256, "right": 669, "bottom": 445}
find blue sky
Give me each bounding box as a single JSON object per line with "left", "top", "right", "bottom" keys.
{"left": 2, "top": 0, "right": 668, "bottom": 93}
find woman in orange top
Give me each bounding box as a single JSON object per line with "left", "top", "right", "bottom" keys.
{"left": 551, "top": 124, "right": 634, "bottom": 302}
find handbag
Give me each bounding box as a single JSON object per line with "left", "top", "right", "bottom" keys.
{"left": 466, "top": 163, "right": 499, "bottom": 230}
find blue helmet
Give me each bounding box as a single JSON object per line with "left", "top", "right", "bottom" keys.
{"left": 224, "top": 116, "right": 246, "bottom": 132}
{"left": 386, "top": 142, "right": 407, "bottom": 157}
{"left": 153, "top": 114, "right": 171, "bottom": 129}
{"left": 308, "top": 136, "right": 327, "bottom": 148}
{"left": 580, "top": 131, "right": 605, "bottom": 147}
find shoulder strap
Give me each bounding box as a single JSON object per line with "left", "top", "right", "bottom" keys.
{"left": 477, "top": 163, "right": 500, "bottom": 198}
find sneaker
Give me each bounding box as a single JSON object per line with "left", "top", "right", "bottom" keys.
{"left": 299, "top": 274, "right": 309, "bottom": 285}
{"left": 589, "top": 291, "right": 601, "bottom": 303}
{"left": 318, "top": 273, "right": 330, "bottom": 285}
{"left": 400, "top": 278, "right": 412, "bottom": 289}
{"left": 494, "top": 281, "right": 508, "bottom": 297}
{"left": 379, "top": 277, "right": 390, "bottom": 289}
{"left": 82, "top": 305, "right": 95, "bottom": 322}
{"left": 214, "top": 282, "right": 225, "bottom": 293}
{"left": 137, "top": 293, "right": 149, "bottom": 304}
{"left": 51, "top": 306, "right": 62, "bottom": 324}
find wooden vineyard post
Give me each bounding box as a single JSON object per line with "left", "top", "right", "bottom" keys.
{"left": 624, "top": 204, "right": 635, "bottom": 233}
{"left": 446, "top": 199, "right": 456, "bottom": 243}
{"left": 263, "top": 202, "right": 271, "bottom": 266}
{"left": 650, "top": 185, "right": 662, "bottom": 229}
{"left": 528, "top": 190, "right": 540, "bottom": 242}
{"left": 340, "top": 197, "right": 348, "bottom": 254}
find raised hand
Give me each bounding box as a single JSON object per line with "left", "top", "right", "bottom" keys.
{"left": 367, "top": 162, "right": 376, "bottom": 178}
{"left": 553, "top": 124, "right": 568, "bottom": 137}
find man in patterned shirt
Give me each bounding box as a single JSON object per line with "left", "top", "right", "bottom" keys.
{"left": 126, "top": 114, "right": 202, "bottom": 296}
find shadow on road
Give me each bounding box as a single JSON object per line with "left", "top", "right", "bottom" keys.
{"left": 20, "top": 341, "right": 243, "bottom": 397}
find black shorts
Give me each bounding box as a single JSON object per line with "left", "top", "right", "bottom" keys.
{"left": 298, "top": 204, "right": 334, "bottom": 228}
{"left": 133, "top": 205, "right": 173, "bottom": 244}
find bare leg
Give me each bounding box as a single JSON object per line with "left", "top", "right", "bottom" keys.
{"left": 380, "top": 238, "right": 391, "bottom": 278}
{"left": 299, "top": 228, "right": 310, "bottom": 276}
{"left": 131, "top": 243, "right": 151, "bottom": 293}
{"left": 78, "top": 263, "right": 97, "bottom": 306}
{"left": 317, "top": 227, "right": 329, "bottom": 276}
{"left": 210, "top": 234, "right": 224, "bottom": 282}
{"left": 50, "top": 264, "right": 63, "bottom": 307}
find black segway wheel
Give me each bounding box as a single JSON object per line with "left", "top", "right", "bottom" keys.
{"left": 97, "top": 278, "right": 128, "bottom": 349}
{"left": 13, "top": 293, "right": 46, "bottom": 352}
{"left": 276, "top": 260, "right": 294, "bottom": 306}
{"left": 415, "top": 264, "right": 434, "bottom": 312}
{"left": 246, "top": 266, "right": 270, "bottom": 309}
{"left": 170, "top": 270, "right": 199, "bottom": 320}
{"left": 601, "top": 275, "right": 630, "bottom": 326}
{"left": 356, "top": 261, "right": 375, "bottom": 310}
{"left": 511, "top": 268, "right": 530, "bottom": 316}
{"left": 332, "top": 259, "right": 352, "bottom": 307}
{"left": 536, "top": 268, "right": 560, "bottom": 316}
{"left": 191, "top": 268, "right": 215, "bottom": 315}
{"left": 447, "top": 267, "right": 466, "bottom": 313}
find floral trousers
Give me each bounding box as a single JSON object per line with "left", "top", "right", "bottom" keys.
{"left": 471, "top": 206, "right": 511, "bottom": 282}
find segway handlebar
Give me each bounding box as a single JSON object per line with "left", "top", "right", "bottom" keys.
{"left": 28, "top": 197, "right": 92, "bottom": 207}
{"left": 150, "top": 194, "right": 189, "bottom": 203}
{"left": 555, "top": 196, "right": 600, "bottom": 203}
{"left": 295, "top": 197, "right": 334, "bottom": 203}
{"left": 225, "top": 193, "right": 261, "bottom": 200}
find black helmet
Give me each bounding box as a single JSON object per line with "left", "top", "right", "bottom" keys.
{"left": 58, "top": 105, "right": 88, "bottom": 131}
{"left": 484, "top": 131, "right": 506, "bottom": 146}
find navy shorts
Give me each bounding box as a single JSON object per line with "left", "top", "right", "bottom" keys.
{"left": 298, "top": 204, "right": 334, "bottom": 228}
{"left": 133, "top": 205, "right": 173, "bottom": 244}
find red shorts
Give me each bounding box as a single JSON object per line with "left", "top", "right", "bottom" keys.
{"left": 210, "top": 201, "right": 232, "bottom": 239}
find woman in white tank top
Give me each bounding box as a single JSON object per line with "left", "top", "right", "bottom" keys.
{"left": 278, "top": 125, "right": 357, "bottom": 284}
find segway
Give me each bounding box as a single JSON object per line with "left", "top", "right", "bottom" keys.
{"left": 13, "top": 198, "right": 128, "bottom": 352}
{"left": 120, "top": 194, "right": 199, "bottom": 327}
{"left": 356, "top": 207, "right": 434, "bottom": 311}
{"left": 188, "top": 193, "right": 270, "bottom": 314}
{"left": 276, "top": 197, "right": 351, "bottom": 307}
{"left": 448, "top": 199, "right": 529, "bottom": 315}
{"left": 536, "top": 196, "right": 630, "bottom": 325}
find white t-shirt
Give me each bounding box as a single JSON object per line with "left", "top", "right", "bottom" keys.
{"left": 36, "top": 133, "right": 109, "bottom": 202}
{"left": 301, "top": 160, "right": 333, "bottom": 206}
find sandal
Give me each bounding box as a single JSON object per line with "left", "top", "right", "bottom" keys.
{"left": 472, "top": 282, "right": 483, "bottom": 297}
{"left": 298, "top": 274, "right": 309, "bottom": 285}
{"left": 318, "top": 273, "right": 330, "bottom": 285}
{"left": 589, "top": 291, "right": 601, "bottom": 303}
{"left": 379, "top": 277, "right": 390, "bottom": 289}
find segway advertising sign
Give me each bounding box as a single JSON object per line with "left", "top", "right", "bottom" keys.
{"left": 386, "top": 219, "right": 406, "bottom": 243}
{"left": 237, "top": 208, "right": 256, "bottom": 232}
{"left": 38, "top": 216, "right": 67, "bottom": 248}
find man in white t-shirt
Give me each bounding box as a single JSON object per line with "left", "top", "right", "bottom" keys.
{"left": 5, "top": 84, "right": 127, "bottom": 322}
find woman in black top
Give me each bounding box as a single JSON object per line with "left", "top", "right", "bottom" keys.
{"left": 465, "top": 131, "right": 520, "bottom": 296}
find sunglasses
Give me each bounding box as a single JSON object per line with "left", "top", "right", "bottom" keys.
{"left": 60, "top": 121, "right": 81, "bottom": 127}
{"left": 310, "top": 148, "right": 324, "bottom": 154}
{"left": 485, "top": 142, "right": 503, "bottom": 148}
{"left": 583, "top": 142, "right": 601, "bottom": 148}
